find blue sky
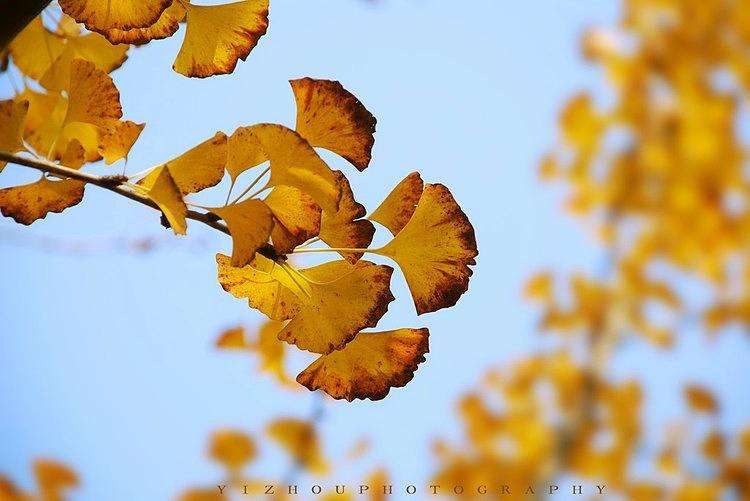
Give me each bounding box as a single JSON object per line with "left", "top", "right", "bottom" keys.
{"left": 2, "top": 1, "right": 749, "bottom": 499}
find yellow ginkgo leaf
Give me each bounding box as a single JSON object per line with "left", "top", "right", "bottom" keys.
{"left": 148, "top": 132, "right": 227, "bottom": 195}
{"left": 279, "top": 261, "right": 394, "bottom": 354}
{"left": 216, "top": 253, "right": 309, "bottom": 321}
{"left": 374, "top": 184, "right": 477, "bottom": 315}
{"left": 266, "top": 418, "right": 329, "bottom": 475}
{"left": 290, "top": 78, "right": 377, "bottom": 171}
{"left": 17, "top": 88, "right": 66, "bottom": 159}
{"left": 254, "top": 320, "right": 294, "bottom": 386}
{"left": 141, "top": 166, "right": 187, "bottom": 235}
{"left": 39, "top": 32, "right": 129, "bottom": 91}
{"left": 684, "top": 385, "right": 719, "bottom": 414}
{"left": 0, "top": 177, "right": 85, "bottom": 225}
{"left": 369, "top": 171, "right": 423, "bottom": 236}
{"left": 210, "top": 199, "right": 274, "bottom": 267}
{"left": 297, "top": 328, "right": 429, "bottom": 401}
{"left": 9, "top": 18, "right": 65, "bottom": 81}
{"left": 209, "top": 429, "right": 256, "bottom": 470}
{"left": 217, "top": 256, "right": 394, "bottom": 354}
{"left": 264, "top": 186, "right": 321, "bottom": 254}
{"left": 61, "top": 139, "right": 86, "bottom": 169}
{"left": 319, "top": 170, "right": 375, "bottom": 263}
{"left": 237, "top": 124, "right": 340, "bottom": 212}
{"left": 173, "top": 0, "right": 269, "bottom": 78}
{"left": 0, "top": 99, "right": 29, "bottom": 170}
{"left": 226, "top": 125, "right": 267, "bottom": 181}
{"left": 59, "top": 0, "right": 173, "bottom": 33}
{"left": 33, "top": 459, "right": 79, "bottom": 495}
{"left": 104, "top": 1, "right": 186, "bottom": 45}
{"left": 98, "top": 120, "right": 145, "bottom": 165}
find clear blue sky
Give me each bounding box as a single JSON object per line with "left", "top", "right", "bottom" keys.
{"left": 1, "top": 1, "right": 748, "bottom": 499}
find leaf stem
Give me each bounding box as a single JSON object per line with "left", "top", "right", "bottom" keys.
{"left": 0, "top": 150, "right": 232, "bottom": 236}
{"left": 229, "top": 166, "right": 270, "bottom": 205}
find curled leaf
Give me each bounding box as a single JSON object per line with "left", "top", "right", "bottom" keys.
{"left": 291, "top": 77, "right": 376, "bottom": 170}
{"left": 59, "top": 0, "right": 172, "bottom": 33}
{"left": 98, "top": 121, "right": 145, "bottom": 165}
{"left": 375, "top": 184, "right": 477, "bottom": 314}
{"left": 141, "top": 166, "right": 187, "bottom": 235}
{"left": 319, "top": 170, "right": 375, "bottom": 263}
{"left": 209, "top": 429, "right": 256, "bottom": 470}
{"left": 148, "top": 132, "right": 227, "bottom": 195}
{"left": 297, "top": 328, "right": 429, "bottom": 401}
{"left": 210, "top": 199, "right": 274, "bottom": 267}
{"left": 104, "top": 2, "right": 186, "bottom": 45}
{"left": 266, "top": 418, "right": 328, "bottom": 475}
{"left": 0, "top": 177, "right": 84, "bottom": 225}
{"left": 173, "top": 0, "right": 269, "bottom": 78}
{"left": 264, "top": 186, "right": 321, "bottom": 254}
{"left": 369, "top": 171, "right": 423, "bottom": 236}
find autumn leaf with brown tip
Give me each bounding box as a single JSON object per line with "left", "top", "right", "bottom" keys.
{"left": 173, "top": 0, "right": 269, "bottom": 78}
{"left": 104, "top": 2, "right": 186, "bottom": 45}
{"left": 291, "top": 77, "right": 377, "bottom": 171}
{"left": 297, "top": 328, "right": 429, "bottom": 401}
{"left": 264, "top": 186, "right": 321, "bottom": 254}
{"left": 374, "top": 183, "right": 477, "bottom": 314}
{"left": 0, "top": 177, "right": 85, "bottom": 225}
{"left": 59, "top": 0, "right": 173, "bottom": 33}
{"left": 369, "top": 171, "right": 423, "bottom": 236}
{"left": 0, "top": 99, "right": 28, "bottom": 171}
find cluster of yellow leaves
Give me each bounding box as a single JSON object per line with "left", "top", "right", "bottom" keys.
{"left": 179, "top": 421, "right": 388, "bottom": 501}
{"left": 540, "top": 0, "right": 750, "bottom": 337}
{"left": 0, "top": 459, "right": 78, "bottom": 501}
{"left": 55, "top": 0, "right": 269, "bottom": 77}
{"left": 2, "top": 14, "right": 477, "bottom": 402}
{"left": 433, "top": 354, "right": 750, "bottom": 500}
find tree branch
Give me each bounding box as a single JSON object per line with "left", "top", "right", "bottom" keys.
{"left": 0, "top": 150, "right": 232, "bottom": 236}
{"left": 0, "top": 0, "right": 50, "bottom": 50}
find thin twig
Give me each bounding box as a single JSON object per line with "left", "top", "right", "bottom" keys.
{"left": 0, "top": 150, "right": 231, "bottom": 236}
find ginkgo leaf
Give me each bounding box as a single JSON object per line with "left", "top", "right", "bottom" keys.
{"left": 61, "top": 139, "right": 86, "bottom": 169}
{"left": 264, "top": 186, "right": 321, "bottom": 254}
{"left": 234, "top": 124, "right": 340, "bottom": 212}
{"left": 141, "top": 166, "right": 187, "bottom": 235}
{"left": 266, "top": 418, "right": 329, "bottom": 475}
{"left": 0, "top": 177, "right": 85, "bottom": 225}
{"left": 217, "top": 253, "right": 310, "bottom": 321}
{"left": 369, "top": 172, "right": 423, "bottom": 236}
{"left": 33, "top": 459, "right": 79, "bottom": 495}
{"left": 226, "top": 125, "right": 267, "bottom": 181}
{"left": 98, "top": 121, "right": 145, "bottom": 164}
{"left": 290, "top": 78, "right": 377, "bottom": 170}
{"left": 210, "top": 199, "right": 273, "bottom": 267}
{"left": 147, "top": 132, "right": 227, "bottom": 195}
{"left": 216, "top": 256, "right": 395, "bottom": 354}
{"left": 209, "top": 430, "right": 256, "bottom": 470}
{"left": 319, "top": 170, "right": 374, "bottom": 263}
{"left": 65, "top": 59, "right": 122, "bottom": 127}
{"left": 217, "top": 323, "right": 293, "bottom": 386}
{"left": 104, "top": 2, "right": 186, "bottom": 45}
{"left": 59, "top": 0, "right": 173, "bottom": 33}
{"left": 39, "top": 32, "right": 129, "bottom": 91}
{"left": 0, "top": 99, "right": 28, "bottom": 170}
{"left": 9, "top": 18, "right": 65, "bottom": 81}
{"left": 17, "top": 88, "right": 66, "bottom": 159}
{"left": 173, "top": 0, "right": 269, "bottom": 78}
{"left": 297, "top": 328, "right": 429, "bottom": 401}
{"left": 375, "top": 184, "right": 477, "bottom": 315}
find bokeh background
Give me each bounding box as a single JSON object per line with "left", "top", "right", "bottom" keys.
{"left": 1, "top": 1, "right": 749, "bottom": 499}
